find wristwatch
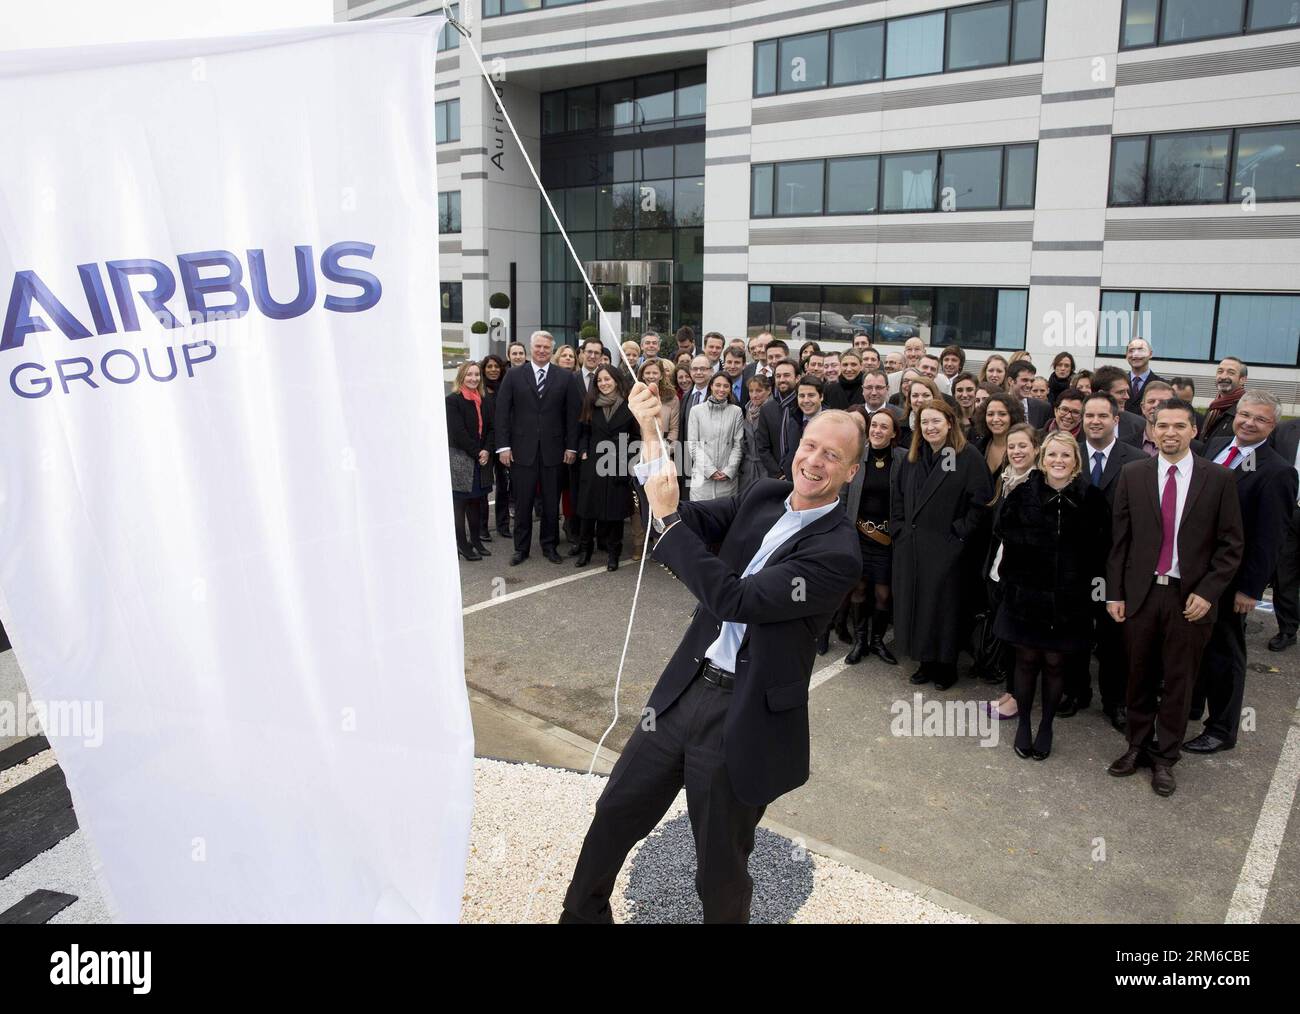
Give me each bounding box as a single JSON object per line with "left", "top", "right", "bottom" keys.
{"left": 652, "top": 511, "right": 681, "bottom": 535}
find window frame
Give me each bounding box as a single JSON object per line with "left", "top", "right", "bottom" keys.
{"left": 1107, "top": 120, "right": 1300, "bottom": 208}
{"left": 1099, "top": 288, "right": 1300, "bottom": 366}
{"left": 1118, "top": 0, "right": 1296, "bottom": 51}
{"left": 944, "top": 0, "right": 1013, "bottom": 74}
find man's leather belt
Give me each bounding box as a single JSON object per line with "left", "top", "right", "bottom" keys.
{"left": 701, "top": 661, "right": 735, "bottom": 690}
{"left": 1155, "top": 574, "right": 1180, "bottom": 586}
{"left": 856, "top": 518, "right": 892, "bottom": 546}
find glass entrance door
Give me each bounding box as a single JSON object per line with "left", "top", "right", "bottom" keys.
{"left": 584, "top": 260, "right": 674, "bottom": 343}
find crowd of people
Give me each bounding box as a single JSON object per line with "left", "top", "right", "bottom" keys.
{"left": 447, "top": 326, "right": 1300, "bottom": 798}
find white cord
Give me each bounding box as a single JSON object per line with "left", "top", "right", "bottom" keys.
{"left": 446, "top": 8, "right": 672, "bottom": 917}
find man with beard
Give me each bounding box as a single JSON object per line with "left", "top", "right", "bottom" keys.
{"left": 756, "top": 360, "right": 800, "bottom": 479}
{"left": 1200, "top": 357, "right": 1248, "bottom": 445}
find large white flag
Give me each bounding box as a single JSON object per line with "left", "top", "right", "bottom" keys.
{"left": 0, "top": 18, "right": 474, "bottom": 921}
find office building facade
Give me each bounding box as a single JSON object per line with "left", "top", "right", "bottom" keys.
{"left": 338, "top": 0, "right": 1300, "bottom": 404}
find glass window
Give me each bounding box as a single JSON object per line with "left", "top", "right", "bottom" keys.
{"left": 675, "top": 177, "right": 706, "bottom": 226}
{"left": 823, "top": 286, "right": 876, "bottom": 335}
{"left": 831, "top": 23, "right": 884, "bottom": 85}
{"left": 947, "top": 1, "right": 1011, "bottom": 71}
{"left": 440, "top": 282, "right": 463, "bottom": 324}
{"left": 566, "top": 87, "right": 596, "bottom": 132}
{"left": 596, "top": 182, "right": 636, "bottom": 231}
{"left": 1249, "top": 0, "right": 1300, "bottom": 30}
{"left": 1160, "top": 0, "right": 1246, "bottom": 44}
{"left": 675, "top": 142, "right": 705, "bottom": 177}
{"left": 751, "top": 164, "right": 774, "bottom": 217}
{"left": 1011, "top": 0, "right": 1047, "bottom": 61}
{"left": 778, "top": 31, "right": 829, "bottom": 93}
{"left": 1232, "top": 123, "right": 1300, "bottom": 202}
{"left": 886, "top": 11, "right": 945, "bottom": 79}
{"left": 1121, "top": 0, "right": 1160, "bottom": 47}
{"left": 636, "top": 180, "right": 674, "bottom": 229}
{"left": 676, "top": 228, "right": 704, "bottom": 282}
{"left": 598, "top": 80, "right": 635, "bottom": 130}
{"left": 995, "top": 289, "right": 1029, "bottom": 348}
{"left": 1003, "top": 144, "right": 1037, "bottom": 208}
{"left": 435, "top": 102, "right": 448, "bottom": 144}
{"left": 748, "top": 286, "right": 774, "bottom": 337}
{"left": 636, "top": 73, "right": 676, "bottom": 124}
{"left": 1099, "top": 291, "right": 1138, "bottom": 353}
{"left": 676, "top": 66, "right": 707, "bottom": 119}
{"left": 774, "top": 160, "right": 825, "bottom": 215}
{"left": 501, "top": 0, "right": 542, "bottom": 12}
{"left": 754, "top": 40, "right": 778, "bottom": 96}
{"left": 935, "top": 287, "right": 997, "bottom": 347}
{"left": 642, "top": 145, "right": 674, "bottom": 179}
{"left": 565, "top": 187, "right": 596, "bottom": 232}
{"left": 771, "top": 285, "right": 822, "bottom": 342}
{"left": 1110, "top": 136, "right": 1150, "bottom": 205}
{"left": 1148, "top": 130, "right": 1231, "bottom": 203}
{"left": 678, "top": 282, "right": 703, "bottom": 333}
{"left": 542, "top": 234, "right": 567, "bottom": 281}
{"left": 940, "top": 147, "right": 1003, "bottom": 210}
{"left": 542, "top": 283, "right": 567, "bottom": 327}
{"left": 445, "top": 99, "right": 460, "bottom": 143}
{"left": 439, "top": 191, "right": 461, "bottom": 234}
{"left": 569, "top": 233, "right": 595, "bottom": 282}
{"left": 541, "top": 92, "right": 565, "bottom": 135}
{"left": 1138, "top": 291, "right": 1216, "bottom": 359}
{"left": 635, "top": 230, "right": 673, "bottom": 259}
{"left": 826, "top": 156, "right": 879, "bottom": 214}
{"left": 876, "top": 287, "right": 935, "bottom": 344}
{"left": 596, "top": 230, "right": 635, "bottom": 260}
{"left": 541, "top": 192, "right": 559, "bottom": 233}
{"left": 437, "top": 5, "right": 460, "bottom": 51}
{"left": 1217, "top": 294, "right": 1300, "bottom": 364}
{"left": 611, "top": 149, "right": 637, "bottom": 183}
{"left": 882, "top": 151, "right": 938, "bottom": 211}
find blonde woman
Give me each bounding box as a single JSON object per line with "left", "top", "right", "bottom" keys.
{"left": 981, "top": 423, "right": 1043, "bottom": 715}
{"left": 554, "top": 344, "right": 578, "bottom": 371}
{"left": 991, "top": 432, "right": 1108, "bottom": 760}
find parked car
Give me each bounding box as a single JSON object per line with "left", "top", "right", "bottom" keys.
{"left": 785, "top": 310, "right": 856, "bottom": 342}
{"left": 849, "top": 314, "right": 917, "bottom": 341}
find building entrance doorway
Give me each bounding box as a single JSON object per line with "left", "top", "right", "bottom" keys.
{"left": 584, "top": 260, "right": 673, "bottom": 344}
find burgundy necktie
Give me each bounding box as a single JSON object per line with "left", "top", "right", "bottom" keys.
{"left": 1156, "top": 464, "right": 1178, "bottom": 575}
{"left": 1222, "top": 445, "right": 1240, "bottom": 469}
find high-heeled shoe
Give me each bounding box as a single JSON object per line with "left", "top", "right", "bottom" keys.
{"left": 472, "top": 542, "right": 491, "bottom": 558}
{"left": 1014, "top": 745, "right": 1033, "bottom": 760}
{"left": 1031, "top": 748, "right": 1050, "bottom": 761}
{"left": 868, "top": 637, "right": 898, "bottom": 665}
{"left": 458, "top": 544, "right": 482, "bottom": 562}
{"left": 574, "top": 545, "right": 593, "bottom": 568}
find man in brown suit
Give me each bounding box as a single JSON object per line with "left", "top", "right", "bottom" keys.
{"left": 1105, "top": 398, "right": 1243, "bottom": 797}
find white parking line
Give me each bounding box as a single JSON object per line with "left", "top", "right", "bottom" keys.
{"left": 1225, "top": 695, "right": 1300, "bottom": 923}
{"left": 462, "top": 567, "right": 608, "bottom": 615}
{"left": 810, "top": 654, "right": 851, "bottom": 692}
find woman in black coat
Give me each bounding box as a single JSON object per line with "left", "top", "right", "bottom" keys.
{"left": 574, "top": 364, "right": 641, "bottom": 571}
{"left": 447, "top": 361, "right": 495, "bottom": 561}
{"left": 891, "top": 399, "right": 993, "bottom": 689}
{"left": 478, "top": 354, "right": 511, "bottom": 540}
{"left": 993, "top": 432, "right": 1108, "bottom": 760}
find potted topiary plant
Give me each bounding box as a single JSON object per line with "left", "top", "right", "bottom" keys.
{"left": 470, "top": 320, "right": 488, "bottom": 334}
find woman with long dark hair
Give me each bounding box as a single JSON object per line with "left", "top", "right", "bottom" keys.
{"left": 447, "top": 361, "right": 494, "bottom": 561}
{"left": 891, "top": 399, "right": 993, "bottom": 690}
{"left": 974, "top": 390, "right": 1025, "bottom": 480}
{"left": 479, "top": 354, "right": 510, "bottom": 539}
{"left": 687, "top": 371, "right": 744, "bottom": 501}
{"left": 993, "top": 433, "right": 1108, "bottom": 759}
{"left": 574, "top": 364, "right": 640, "bottom": 571}
{"left": 844, "top": 407, "right": 907, "bottom": 665}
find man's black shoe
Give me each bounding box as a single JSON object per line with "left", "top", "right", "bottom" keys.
{"left": 544, "top": 549, "right": 563, "bottom": 564}
{"left": 815, "top": 630, "right": 830, "bottom": 656}
{"left": 1182, "top": 732, "right": 1232, "bottom": 754}
{"left": 1268, "top": 632, "right": 1296, "bottom": 652}
{"left": 510, "top": 552, "right": 528, "bottom": 566}
{"left": 1105, "top": 706, "right": 1128, "bottom": 734}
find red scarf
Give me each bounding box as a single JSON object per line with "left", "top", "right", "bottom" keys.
{"left": 460, "top": 386, "right": 482, "bottom": 437}
{"left": 1201, "top": 386, "right": 1244, "bottom": 438}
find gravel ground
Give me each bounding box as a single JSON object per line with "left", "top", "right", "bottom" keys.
{"left": 2, "top": 756, "right": 975, "bottom": 923}
{"left": 0, "top": 749, "right": 56, "bottom": 794}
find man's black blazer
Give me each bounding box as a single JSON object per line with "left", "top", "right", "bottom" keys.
{"left": 1023, "top": 397, "right": 1052, "bottom": 429}
{"left": 1078, "top": 437, "right": 1146, "bottom": 510}
{"left": 1117, "top": 410, "right": 1147, "bottom": 447}
{"left": 1107, "top": 455, "right": 1243, "bottom": 623}
{"left": 1124, "top": 371, "right": 1166, "bottom": 416}
{"left": 1201, "top": 437, "right": 1299, "bottom": 599}
{"left": 754, "top": 395, "right": 794, "bottom": 479}
{"left": 649, "top": 479, "right": 861, "bottom": 807}
{"left": 1270, "top": 418, "right": 1300, "bottom": 468}
{"left": 493, "top": 362, "right": 581, "bottom": 468}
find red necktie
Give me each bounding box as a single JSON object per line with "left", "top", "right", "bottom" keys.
{"left": 1156, "top": 465, "right": 1178, "bottom": 576}
{"left": 1222, "top": 445, "right": 1240, "bottom": 469}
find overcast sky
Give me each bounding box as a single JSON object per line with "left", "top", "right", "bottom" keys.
{"left": 0, "top": 0, "right": 333, "bottom": 51}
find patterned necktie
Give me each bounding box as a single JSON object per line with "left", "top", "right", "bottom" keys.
{"left": 1091, "top": 450, "right": 1104, "bottom": 486}
{"left": 1156, "top": 465, "right": 1178, "bottom": 575}
{"left": 1222, "top": 445, "right": 1240, "bottom": 469}
{"left": 536, "top": 367, "right": 546, "bottom": 398}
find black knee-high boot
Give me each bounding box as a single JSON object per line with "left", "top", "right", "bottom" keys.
{"left": 869, "top": 609, "right": 897, "bottom": 665}
{"left": 845, "top": 607, "right": 871, "bottom": 665}
{"left": 454, "top": 500, "right": 480, "bottom": 561}
{"left": 833, "top": 598, "right": 853, "bottom": 644}
{"left": 467, "top": 496, "right": 490, "bottom": 556}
